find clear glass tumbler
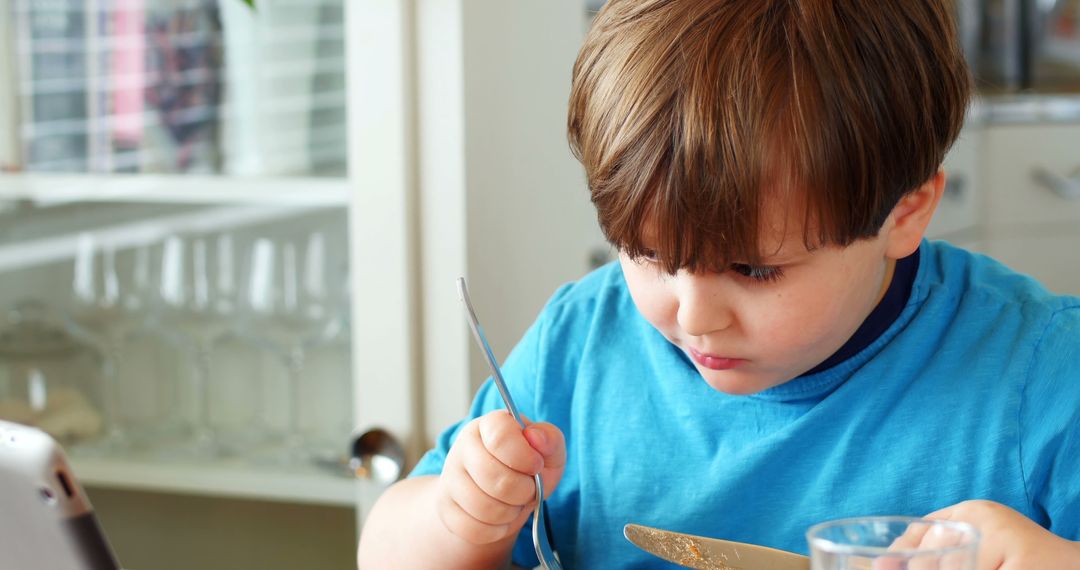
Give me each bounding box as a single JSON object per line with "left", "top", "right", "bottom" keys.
{"left": 807, "top": 516, "right": 979, "bottom": 570}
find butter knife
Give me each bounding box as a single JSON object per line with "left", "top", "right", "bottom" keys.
{"left": 624, "top": 523, "right": 809, "bottom": 570}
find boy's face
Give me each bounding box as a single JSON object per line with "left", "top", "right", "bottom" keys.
{"left": 619, "top": 203, "right": 899, "bottom": 395}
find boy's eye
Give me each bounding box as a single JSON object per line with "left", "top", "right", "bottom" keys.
{"left": 638, "top": 249, "right": 659, "bottom": 262}
{"left": 730, "top": 263, "right": 784, "bottom": 283}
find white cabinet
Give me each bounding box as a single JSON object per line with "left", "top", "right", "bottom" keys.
{"left": 981, "top": 123, "right": 1080, "bottom": 227}
{"left": 979, "top": 122, "right": 1080, "bottom": 296}
{"left": 0, "top": 2, "right": 417, "bottom": 568}
{"left": 924, "top": 106, "right": 1080, "bottom": 296}
{"left": 0, "top": 4, "right": 596, "bottom": 568}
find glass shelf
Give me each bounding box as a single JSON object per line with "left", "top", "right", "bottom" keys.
{"left": 0, "top": 172, "right": 349, "bottom": 205}
{"left": 0, "top": 180, "right": 349, "bottom": 277}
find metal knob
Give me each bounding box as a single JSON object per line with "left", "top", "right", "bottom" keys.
{"left": 1032, "top": 166, "right": 1080, "bottom": 200}
{"left": 944, "top": 175, "right": 967, "bottom": 200}
{"left": 349, "top": 428, "right": 406, "bottom": 484}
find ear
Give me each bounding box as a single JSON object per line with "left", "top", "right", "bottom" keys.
{"left": 882, "top": 170, "right": 945, "bottom": 260}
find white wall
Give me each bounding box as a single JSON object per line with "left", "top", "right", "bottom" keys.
{"left": 416, "top": 0, "right": 606, "bottom": 444}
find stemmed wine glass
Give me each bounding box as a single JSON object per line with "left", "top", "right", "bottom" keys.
{"left": 66, "top": 234, "right": 129, "bottom": 455}
{"left": 156, "top": 233, "right": 237, "bottom": 458}
{"left": 301, "top": 264, "right": 353, "bottom": 465}
{"left": 68, "top": 234, "right": 185, "bottom": 455}
{"left": 245, "top": 233, "right": 337, "bottom": 466}
{"left": 205, "top": 236, "right": 289, "bottom": 457}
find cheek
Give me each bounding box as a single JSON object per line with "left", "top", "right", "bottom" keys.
{"left": 746, "top": 283, "right": 853, "bottom": 349}
{"left": 620, "top": 263, "right": 677, "bottom": 329}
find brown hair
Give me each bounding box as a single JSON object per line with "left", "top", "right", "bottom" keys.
{"left": 568, "top": 0, "right": 972, "bottom": 273}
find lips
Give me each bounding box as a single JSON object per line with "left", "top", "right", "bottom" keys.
{"left": 688, "top": 347, "right": 745, "bottom": 370}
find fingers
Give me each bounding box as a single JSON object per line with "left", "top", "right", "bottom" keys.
{"left": 869, "top": 523, "right": 932, "bottom": 570}
{"left": 905, "top": 521, "right": 971, "bottom": 570}
{"left": 926, "top": 501, "right": 1007, "bottom": 570}
{"left": 865, "top": 515, "right": 980, "bottom": 570}
{"left": 435, "top": 476, "right": 531, "bottom": 545}
{"left": 447, "top": 458, "right": 528, "bottom": 525}
{"left": 461, "top": 423, "right": 539, "bottom": 506}
{"left": 435, "top": 482, "right": 508, "bottom": 544}
{"left": 438, "top": 411, "right": 567, "bottom": 545}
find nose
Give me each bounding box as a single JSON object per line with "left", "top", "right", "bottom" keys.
{"left": 674, "top": 272, "right": 733, "bottom": 337}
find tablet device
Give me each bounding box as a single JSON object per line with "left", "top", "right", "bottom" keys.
{"left": 0, "top": 419, "right": 121, "bottom": 570}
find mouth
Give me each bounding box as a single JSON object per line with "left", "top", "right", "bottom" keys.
{"left": 688, "top": 347, "right": 746, "bottom": 371}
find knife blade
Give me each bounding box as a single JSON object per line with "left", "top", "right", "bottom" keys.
{"left": 624, "top": 523, "right": 810, "bottom": 570}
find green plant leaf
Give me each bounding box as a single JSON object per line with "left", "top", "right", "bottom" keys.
{"left": 241, "top": 0, "right": 255, "bottom": 8}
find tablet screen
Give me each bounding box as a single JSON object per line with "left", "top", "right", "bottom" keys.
{"left": 0, "top": 420, "right": 120, "bottom": 570}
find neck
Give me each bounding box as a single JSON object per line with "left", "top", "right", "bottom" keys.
{"left": 874, "top": 258, "right": 897, "bottom": 307}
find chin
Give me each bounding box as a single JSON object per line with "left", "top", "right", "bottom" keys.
{"left": 698, "top": 369, "right": 778, "bottom": 395}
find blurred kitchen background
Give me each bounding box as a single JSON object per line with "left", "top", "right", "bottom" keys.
{"left": 0, "top": 0, "right": 1077, "bottom": 568}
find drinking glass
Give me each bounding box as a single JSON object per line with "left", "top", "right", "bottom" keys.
{"left": 807, "top": 517, "right": 979, "bottom": 570}
{"left": 0, "top": 299, "right": 108, "bottom": 446}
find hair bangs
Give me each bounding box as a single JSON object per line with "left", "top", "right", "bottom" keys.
{"left": 570, "top": 0, "right": 972, "bottom": 275}
{"left": 593, "top": 96, "right": 770, "bottom": 275}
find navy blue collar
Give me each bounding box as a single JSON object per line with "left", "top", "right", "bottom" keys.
{"left": 801, "top": 247, "right": 921, "bottom": 377}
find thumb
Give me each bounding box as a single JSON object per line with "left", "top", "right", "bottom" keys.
{"left": 523, "top": 422, "right": 566, "bottom": 499}
{"left": 523, "top": 422, "right": 566, "bottom": 466}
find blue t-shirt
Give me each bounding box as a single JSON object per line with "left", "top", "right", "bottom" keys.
{"left": 411, "top": 240, "right": 1080, "bottom": 568}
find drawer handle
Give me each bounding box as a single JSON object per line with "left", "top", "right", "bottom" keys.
{"left": 1032, "top": 166, "right": 1080, "bottom": 200}
{"left": 944, "top": 175, "right": 966, "bottom": 200}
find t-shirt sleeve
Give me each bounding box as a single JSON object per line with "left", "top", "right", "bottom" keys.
{"left": 1020, "top": 305, "right": 1080, "bottom": 540}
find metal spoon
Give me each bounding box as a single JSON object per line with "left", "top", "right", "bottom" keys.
{"left": 457, "top": 277, "right": 563, "bottom": 570}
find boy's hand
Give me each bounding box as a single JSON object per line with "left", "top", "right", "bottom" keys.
{"left": 437, "top": 410, "right": 567, "bottom": 546}
{"left": 923, "top": 500, "right": 1080, "bottom": 569}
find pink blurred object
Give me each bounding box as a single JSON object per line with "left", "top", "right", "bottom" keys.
{"left": 110, "top": 0, "right": 145, "bottom": 145}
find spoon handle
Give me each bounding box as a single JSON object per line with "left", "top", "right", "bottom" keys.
{"left": 457, "top": 278, "right": 563, "bottom": 570}
{"left": 456, "top": 277, "right": 527, "bottom": 429}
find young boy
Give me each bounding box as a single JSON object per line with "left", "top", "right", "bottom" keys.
{"left": 358, "top": 0, "right": 1080, "bottom": 568}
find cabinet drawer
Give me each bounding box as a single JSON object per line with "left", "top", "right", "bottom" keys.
{"left": 982, "top": 232, "right": 1080, "bottom": 297}
{"left": 982, "top": 123, "right": 1080, "bottom": 227}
